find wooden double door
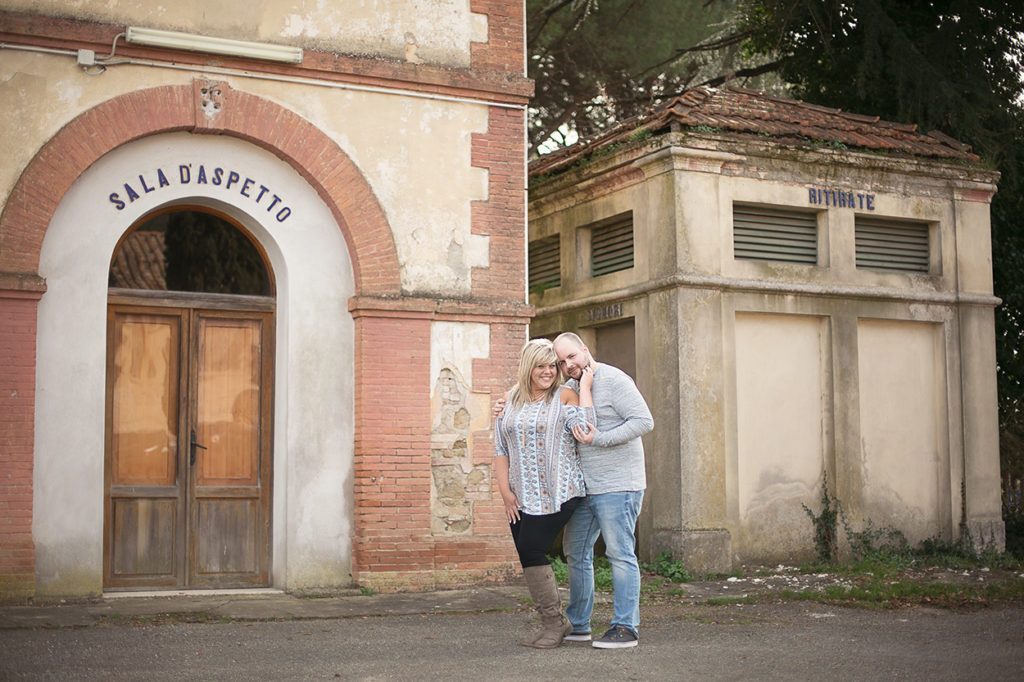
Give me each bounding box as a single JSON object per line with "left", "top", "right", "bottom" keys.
{"left": 104, "top": 297, "right": 273, "bottom": 589}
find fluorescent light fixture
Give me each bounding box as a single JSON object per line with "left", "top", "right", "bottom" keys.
{"left": 125, "top": 26, "right": 303, "bottom": 64}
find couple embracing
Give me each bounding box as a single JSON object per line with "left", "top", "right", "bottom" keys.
{"left": 493, "top": 333, "right": 653, "bottom": 649}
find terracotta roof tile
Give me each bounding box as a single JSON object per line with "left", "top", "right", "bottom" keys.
{"left": 109, "top": 230, "right": 167, "bottom": 290}
{"left": 530, "top": 86, "right": 977, "bottom": 178}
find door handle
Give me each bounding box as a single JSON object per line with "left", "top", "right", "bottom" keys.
{"left": 190, "top": 429, "right": 207, "bottom": 465}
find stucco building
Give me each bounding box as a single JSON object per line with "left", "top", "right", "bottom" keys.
{"left": 1, "top": 3, "right": 1008, "bottom": 602}
{"left": 527, "top": 87, "right": 1005, "bottom": 573}
{"left": 0, "top": 1, "right": 531, "bottom": 600}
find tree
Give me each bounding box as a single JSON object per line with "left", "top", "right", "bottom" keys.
{"left": 736, "top": 0, "right": 1024, "bottom": 482}
{"left": 164, "top": 211, "right": 269, "bottom": 295}
{"left": 739, "top": 0, "right": 1023, "bottom": 165}
{"left": 527, "top": 0, "right": 781, "bottom": 154}
{"left": 526, "top": 0, "right": 1024, "bottom": 482}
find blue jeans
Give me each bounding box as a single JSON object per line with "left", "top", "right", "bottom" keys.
{"left": 564, "top": 490, "right": 644, "bottom": 634}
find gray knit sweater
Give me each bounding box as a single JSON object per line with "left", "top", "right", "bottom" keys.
{"left": 565, "top": 362, "right": 653, "bottom": 494}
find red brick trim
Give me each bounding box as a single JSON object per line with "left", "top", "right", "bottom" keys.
{"left": 352, "top": 315, "right": 434, "bottom": 580}
{"left": 470, "top": 0, "right": 525, "bottom": 75}
{"left": 469, "top": 106, "right": 528, "bottom": 300}
{"left": 0, "top": 81, "right": 401, "bottom": 296}
{"left": 0, "top": 292, "right": 40, "bottom": 601}
{"left": 0, "top": 10, "right": 532, "bottom": 105}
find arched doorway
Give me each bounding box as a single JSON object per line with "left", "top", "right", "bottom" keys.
{"left": 104, "top": 208, "right": 275, "bottom": 589}
{"left": 22, "top": 110, "right": 369, "bottom": 597}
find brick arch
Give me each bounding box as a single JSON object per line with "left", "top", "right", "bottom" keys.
{"left": 0, "top": 79, "right": 400, "bottom": 295}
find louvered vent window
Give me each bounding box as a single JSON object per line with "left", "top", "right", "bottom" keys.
{"left": 528, "top": 235, "right": 561, "bottom": 291}
{"left": 733, "top": 205, "right": 818, "bottom": 265}
{"left": 855, "top": 217, "right": 930, "bottom": 273}
{"left": 591, "top": 214, "right": 634, "bottom": 277}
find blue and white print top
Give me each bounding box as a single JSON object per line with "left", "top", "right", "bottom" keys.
{"left": 494, "top": 386, "right": 592, "bottom": 515}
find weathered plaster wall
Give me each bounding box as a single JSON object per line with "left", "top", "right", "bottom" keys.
{"left": 857, "top": 319, "right": 948, "bottom": 542}
{"left": 3, "top": 0, "right": 488, "bottom": 67}
{"left": 734, "top": 313, "right": 828, "bottom": 558}
{"left": 0, "top": 52, "right": 491, "bottom": 296}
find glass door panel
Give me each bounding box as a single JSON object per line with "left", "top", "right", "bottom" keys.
{"left": 106, "top": 311, "right": 185, "bottom": 587}
{"left": 196, "top": 319, "right": 260, "bottom": 486}
{"left": 190, "top": 312, "right": 270, "bottom": 586}
{"left": 111, "top": 317, "right": 179, "bottom": 486}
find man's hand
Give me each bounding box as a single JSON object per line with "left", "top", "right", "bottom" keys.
{"left": 492, "top": 396, "right": 506, "bottom": 418}
{"left": 572, "top": 421, "right": 596, "bottom": 444}
{"left": 580, "top": 363, "right": 594, "bottom": 391}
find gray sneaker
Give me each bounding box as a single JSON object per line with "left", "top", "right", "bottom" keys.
{"left": 592, "top": 625, "right": 638, "bottom": 649}
{"left": 563, "top": 631, "right": 592, "bottom": 642}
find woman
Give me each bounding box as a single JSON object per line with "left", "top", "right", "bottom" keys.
{"left": 494, "top": 338, "right": 594, "bottom": 649}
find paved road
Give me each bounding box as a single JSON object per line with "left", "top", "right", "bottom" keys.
{"left": 2, "top": 599, "right": 1022, "bottom": 680}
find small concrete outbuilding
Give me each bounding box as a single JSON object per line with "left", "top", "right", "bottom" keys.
{"left": 527, "top": 87, "right": 1005, "bottom": 573}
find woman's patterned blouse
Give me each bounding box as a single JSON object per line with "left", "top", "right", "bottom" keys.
{"left": 494, "top": 386, "right": 593, "bottom": 515}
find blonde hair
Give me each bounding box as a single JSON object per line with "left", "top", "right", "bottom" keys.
{"left": 509, "top": 338, "right": 560, "bottom": 408}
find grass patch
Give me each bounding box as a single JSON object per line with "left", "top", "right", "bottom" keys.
{"left": 641, "top": 577, "right": 666, "bottom": 593}
{"left": 799, "top": 542, "right": 1023, "bottom": 581}
{"left": 704, "top": 574, "right": 1024, "bottom": 610}
{"left": 705, "top": 595, "right": 755, "bottom": 606}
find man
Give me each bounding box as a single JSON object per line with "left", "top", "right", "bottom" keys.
{"left": 553, "top": 332, "right": 653, "bottom": 649}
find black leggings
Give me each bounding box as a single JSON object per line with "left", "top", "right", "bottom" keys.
{"left": 509, "top": 497, "right": 582, "bottom": 568}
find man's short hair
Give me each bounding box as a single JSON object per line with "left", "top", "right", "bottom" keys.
{"left": 553, "top": 331, "right": 584, "bottom": 349}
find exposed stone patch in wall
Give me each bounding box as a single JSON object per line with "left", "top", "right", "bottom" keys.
{"left": 431, "top": 366, "right": 492, "bottom": 535}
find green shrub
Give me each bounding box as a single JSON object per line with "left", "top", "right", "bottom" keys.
{"left": 549, "top": 556, "right": 568, "bottom": 585}
{"left": 646, "top": 551, "right": 693, "bottom": 583}
{"left": 843, "top": 516, "right": 910, "bottom": 562}
{"left": 803, "top": 475, "right": 840, "bottom": 564}
{"left": 593, "top": 556, "right": 614, "bottom": 591}
{"left": 547, "top": 554, "right": 614, "bottom": 591}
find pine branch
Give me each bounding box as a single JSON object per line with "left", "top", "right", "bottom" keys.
{"left": 635, "top": 28, "right": 753, "bottom": 79}
{"left": 698, "top": 59, "right": 784, "bottom": 87}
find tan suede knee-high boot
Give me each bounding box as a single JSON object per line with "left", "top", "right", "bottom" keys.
{"left": 521, "top": 564, "right": 573, "bottom": 649}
